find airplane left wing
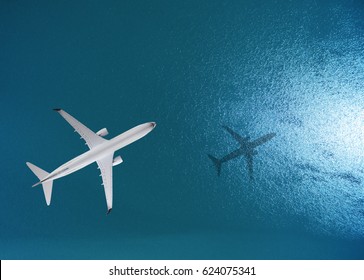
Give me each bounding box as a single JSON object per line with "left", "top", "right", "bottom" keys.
{"left": 96, "top": 153, "right": 114, "bottom": 214}
{"left": 251, "top": 133, "right": 276, "bottom": 148}
{"left": 223, "top": 126, "right": 249, "bottom": 145}
{"left": 54, "top": 109, "right": 106, "bottom": 149}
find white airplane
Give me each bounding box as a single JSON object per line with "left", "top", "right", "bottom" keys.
{"left": 26, "top": 109, "right": 156, "bottom": 214}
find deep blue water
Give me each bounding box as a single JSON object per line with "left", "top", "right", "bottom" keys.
{"left": 1, "top": 0, "right": 364, "bottom": 259}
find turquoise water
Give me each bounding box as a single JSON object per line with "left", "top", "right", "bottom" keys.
{"left": 1, "top": 0, "right": 364, "bottom": 259}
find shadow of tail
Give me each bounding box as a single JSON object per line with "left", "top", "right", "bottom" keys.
{"left": 207, "top": 154, "right": 222, "bottom": 176}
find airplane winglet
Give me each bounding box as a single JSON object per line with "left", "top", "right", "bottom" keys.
{"left": 107, "top": 208, "right": 112, "bottom": 215}
{"left": 53, "top": 108, "right": 61, "bottom": 111}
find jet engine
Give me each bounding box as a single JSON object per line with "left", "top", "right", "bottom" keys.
{"left": 96, "top": 128, "right": 109, "bottom": 137}
{"left": 112, "top": 156, "right": 123, "bottom": 166}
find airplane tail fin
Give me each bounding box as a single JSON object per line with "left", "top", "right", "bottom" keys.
{"left": 208, "top": 154, "right": 222, "bottom": 176}
{"left": 26, "top": 162, "right": 53, "bottom": 206}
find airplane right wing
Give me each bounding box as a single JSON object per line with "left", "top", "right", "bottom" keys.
{"left": 222, "top": 126, "right": 249, "bottom": 145}
{"left": 54, "top": 109, "right": 106, "bottom": 150}
{"left": 246, "top": 154, "right": 254, "bottom": 180}
{"left": 96, "top": 153, "right": 114, "bottom": 214}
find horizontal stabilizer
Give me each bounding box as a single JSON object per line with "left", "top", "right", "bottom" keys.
{"left": 208, "top": 154, "right": 222, "bottom": 176}
{"left": 41, "top": 180, "right": 53, "bottom": 206}
{"left": 26, "top": 162, "right": 53, "bottom": 206}
{"left": 26, "top": 162, "right": 49, "bottom": 181}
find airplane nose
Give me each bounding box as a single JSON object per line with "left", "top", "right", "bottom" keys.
{"left": 151, "top": 122, "right": 156, "bottom": 128}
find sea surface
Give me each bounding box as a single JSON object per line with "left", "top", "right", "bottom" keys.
{"left": 1, "top": 0, "right": 364, "bottom": 259}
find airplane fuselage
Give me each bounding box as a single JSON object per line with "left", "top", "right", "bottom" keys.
{"left": 41, "top": 122, "right": 155, "bottom": 183}
{"left": 220, "top": 145, "right": 254, "bottom": 163}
